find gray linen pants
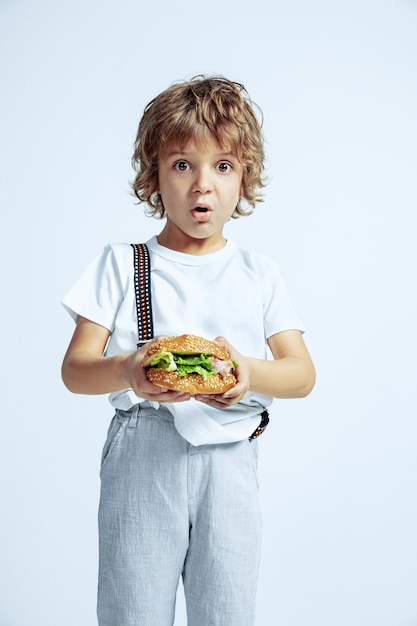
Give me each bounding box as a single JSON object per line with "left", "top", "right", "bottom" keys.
{"left": 97, "top": 403, "right": 262, "bottom": 626}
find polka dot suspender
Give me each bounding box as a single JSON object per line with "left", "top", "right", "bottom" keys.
{"left": 249, "top": 409, "right": 270, "bottom": 439}
{"left": 131, "top": 243, "right": 154, "bottom": 348}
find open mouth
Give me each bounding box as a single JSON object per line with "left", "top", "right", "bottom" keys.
{"left": 191, "top": 206, "right": 212, "bottom": 221}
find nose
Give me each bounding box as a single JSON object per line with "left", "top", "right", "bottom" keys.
{"left": 192, "top": 167, "right": 213, "bottom": 194}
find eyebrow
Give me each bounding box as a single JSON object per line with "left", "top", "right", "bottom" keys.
{"left": 163, "top": 150, "right": 237, "bottom": 159}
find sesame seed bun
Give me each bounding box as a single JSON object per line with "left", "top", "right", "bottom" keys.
{"left": 142, "top": 334, "right": 230, "bottom": 366}
{"left": 146, "top": 368, "right": 237, "bottom": 395}
{"left": 143, "top": 334, "right": 237, "bottom": 395}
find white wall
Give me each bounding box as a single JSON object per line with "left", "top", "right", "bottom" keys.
{"left": 1, "top": 0, "right": 416, "bottom": 624}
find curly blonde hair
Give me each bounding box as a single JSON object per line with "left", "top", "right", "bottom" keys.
{"left": 131, "top": 76, "right": 265, "bottom": 218}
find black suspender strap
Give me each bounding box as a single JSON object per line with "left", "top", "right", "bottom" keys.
{"left": 249, "top": 409, "right": 270, "bottom": 439}
{"left": 131, "top": 243, "right": 154, "bottom": 348}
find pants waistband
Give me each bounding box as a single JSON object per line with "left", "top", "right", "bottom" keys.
{"left": 115, "top": 403, "right": 269, "bottom": 440}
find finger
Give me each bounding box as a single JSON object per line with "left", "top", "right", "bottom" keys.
{"left": 223, "top": 382, "right": 247, "bottom": 399}
{"left": 196, "top": 394, "right": 237, "bottom": 408}
{"left": 144, "top": 391, "right": 191, "bottom": 403}
{"left": 162, "top": 391, "right": 191, "bottom": 402}
{"left": 213, "top": 335, "right": 230, "bottom": 350}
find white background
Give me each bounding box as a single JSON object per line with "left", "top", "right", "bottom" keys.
{"left": 1, "top": 0, "right": 416, "bottom": 624}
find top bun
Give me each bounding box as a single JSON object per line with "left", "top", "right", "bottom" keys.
{"left": 143, "top": 334, "right": 230, "bottom": 367}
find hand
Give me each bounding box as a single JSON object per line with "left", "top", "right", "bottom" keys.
{"left": 125, "top": 338, "right": 191, "bottom": 404}
{"left": 194, "top": 336, "right": 250, "bottom": 409}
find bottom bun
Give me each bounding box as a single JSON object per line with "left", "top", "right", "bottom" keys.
{"left": 146, "top": 368, "right": 237, "bottom": 395}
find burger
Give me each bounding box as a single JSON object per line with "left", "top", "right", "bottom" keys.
{"left": 142, "top": 334, "right": 237, "bottom": 394}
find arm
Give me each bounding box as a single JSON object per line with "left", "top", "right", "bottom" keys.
{"left": 195, "top": 330, "right": 315, "bottom": 408}
{"left": 61, "top": 316, "right": 190, "bottom": 403}
{"left": 244, "top": 330, "right": 315, "bottom": 398}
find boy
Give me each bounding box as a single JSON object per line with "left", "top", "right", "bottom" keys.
{"left": 61, "top": 76, "right": 315, "bottom": 626}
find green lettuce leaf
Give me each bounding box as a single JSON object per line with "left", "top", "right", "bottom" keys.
{"left": 148, "top": 351, "right": 216, "bottom": 379}
{"left": 175, "top": 363, "right": 214, "bottom": 379}
{"left": 175, "top": 353, "right": 214, "bottom": 378}
{"left": 149, "top": 351, "right": 177, "bottom": 371}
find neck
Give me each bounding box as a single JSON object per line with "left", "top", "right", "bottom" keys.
{"left": 157, "top": 227, "right": 226, "bottom": 255}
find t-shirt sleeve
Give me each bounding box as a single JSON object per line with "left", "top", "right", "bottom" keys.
{"left": 61, "top": 244, "right": 125, "bottom": 332}
{"left": 262, "top": 261, "right": 306, "bottom": 339}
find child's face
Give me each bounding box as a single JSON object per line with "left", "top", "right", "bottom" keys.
{"left": 156, "top": 135, "right": 243, "bottom": 253}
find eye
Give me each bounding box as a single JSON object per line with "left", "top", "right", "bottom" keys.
{"left": 174, "top": 160, "right": 190, "bottom": 171}
{"left": 216, "top": 162, "right": 232, "bottom": 173}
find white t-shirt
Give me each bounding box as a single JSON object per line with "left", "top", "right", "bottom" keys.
{"left": 62, "top": 236, "right": 305, "bottom": 445}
